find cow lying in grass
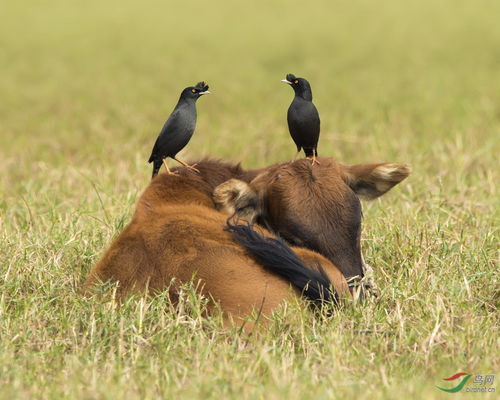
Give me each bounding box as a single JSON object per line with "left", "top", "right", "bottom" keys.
{"left": 84, "top": 160, "right": 350, "bottom": 322}
{"left": 85, "top": 158, "right": 410, "bottom": 322}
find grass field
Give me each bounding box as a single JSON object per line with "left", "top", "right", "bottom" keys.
{"left": 0, "top": 0, "right": 498, "bottom": 398}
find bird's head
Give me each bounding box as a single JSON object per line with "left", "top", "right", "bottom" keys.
{"left": 182, "top": 81, "right": 211, "bottom": 100}
{"left": 281, "top": 73, "right": 313, "bottom": 100}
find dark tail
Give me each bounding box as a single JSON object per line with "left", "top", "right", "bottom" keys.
{"left": 151, "top": 160, "right": 162, "bottom": 178}
{"left": 304, "top": 147, "right": 316, "bottom": 158}
{"left": 225, "top": 220, "right": 336, "bottom": 306}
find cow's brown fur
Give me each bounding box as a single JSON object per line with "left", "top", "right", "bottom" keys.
{"left": 84, "top": 161, "right": 349, "bottom": 322}
{"left": 214, "top": 158, "right": 411, "bottom": 282}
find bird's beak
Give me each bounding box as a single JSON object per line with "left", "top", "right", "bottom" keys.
{"left": 281, "top": 79, "right": 292, "bottom": 85}
{"left": 199, "top": 91, "right": 211, "bottom": 95}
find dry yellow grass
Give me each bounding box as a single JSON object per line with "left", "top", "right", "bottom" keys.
{"left": 0, "top": 0, "right": 498, "bottom": 398}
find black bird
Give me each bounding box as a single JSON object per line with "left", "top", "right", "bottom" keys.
{"left": 281, "top": 73, "right": 320, "bottom": 165}
{"left": 148, "top": 81, "right": 210, "bottom": 177}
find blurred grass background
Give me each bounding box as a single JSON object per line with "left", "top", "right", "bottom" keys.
{"left": 0, "top": 0, "right": 498, "bottom": 399}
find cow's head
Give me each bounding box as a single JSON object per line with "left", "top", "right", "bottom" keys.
{"left": 213, "top": 158, "right": 410, "bottom": 291}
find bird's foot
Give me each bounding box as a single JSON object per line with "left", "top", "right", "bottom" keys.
{"left": 172, "top": 157, "right": 200, "bottom": 173}
{"left": 185, "top": 163, "right": 200, "bottom": 173}
{"left": 162, "top": 159, "right": 179, "bottom": 175}
{"left": 307, "top": 156, "right": 321, "bottom": 165}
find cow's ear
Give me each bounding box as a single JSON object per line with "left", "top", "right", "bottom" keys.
{"left": 343, "top": 163, "right": 411, "bottom": 200}
{"left": 213, "top": 179, "right": 261, "bottom": 222}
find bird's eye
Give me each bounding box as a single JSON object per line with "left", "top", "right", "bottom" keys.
{"left": 191, "top": 89, "right": 196, "bottom": 93}
{"left": 294, "top": 80, "right": 299, "bottom": 84}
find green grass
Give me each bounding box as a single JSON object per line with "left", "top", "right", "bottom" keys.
{"left": 0, "top": 0, "right": 498, "bottom": 398}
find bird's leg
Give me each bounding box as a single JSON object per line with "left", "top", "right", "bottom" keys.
{"left": 162, "top": 159, "right": 178, "bottom": 175}
{"left": 172, "top": 157, "right": 200, "bottom": 173}
{"left": 306, "top": 155, "right": 321, "bottom": 165}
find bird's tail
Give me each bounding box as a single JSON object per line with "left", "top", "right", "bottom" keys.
{"left": 151, "top": 160, "right": 162, "bottom": 178}
{"left": 304, "top": 148, "right": 315, "bottom": 158}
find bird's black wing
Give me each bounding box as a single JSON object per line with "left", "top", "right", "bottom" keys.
{"left": 148, "top": 108, "right": 192, "bottom": 163}
{"left": 148, "top": 110, "right": 176, "bottom": 163}
{"left": 307, "top": 102, "right": 320, "bottom": 149}
{"left": 287, "top": 99, "right": 320, "bottom": 153}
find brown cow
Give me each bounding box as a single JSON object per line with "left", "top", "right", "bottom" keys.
{"left": 214, "top": 157, "right": 411, "bottom": 292}
{"left": 84, "top": 160, "right": 350, "bottom": 324}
